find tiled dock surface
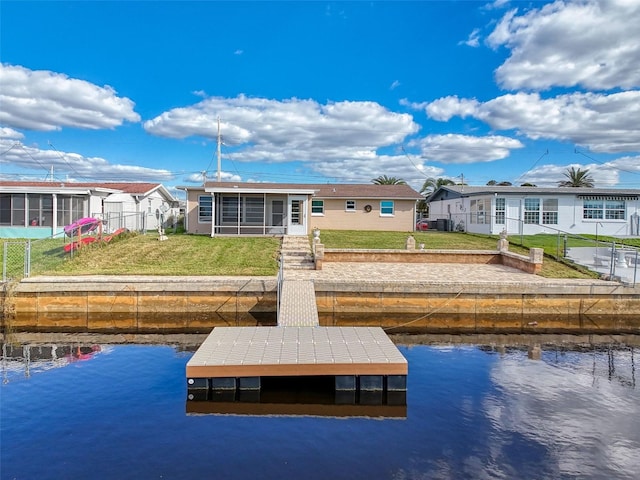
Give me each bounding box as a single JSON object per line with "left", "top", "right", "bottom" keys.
{"left": 186, "top": 326, "right": 408, "bottom": 378}
{"left": 278, "top": 280, "right": 319, "bottom": 326}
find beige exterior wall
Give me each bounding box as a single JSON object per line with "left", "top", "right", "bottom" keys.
{"left": 183, "top": 189, "right": 418, "bottom": 234}
{"left": 310, "top": 198, "right": 416, "bottom": 232}
{"left": 185, "top": 189, "right": 212, "bottom": 235}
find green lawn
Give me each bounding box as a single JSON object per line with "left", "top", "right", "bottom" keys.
{"left": 23, "top": 232, "right": 280, "bottom": 276}
{"left": 3, "top": 229, "right": 623, "bottom": 279}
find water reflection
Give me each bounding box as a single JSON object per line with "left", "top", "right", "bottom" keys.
{"left": 1, "top": 342, "right": 106, "bottom": 383}
{"left": 485, "top": 346, "right": 639, "bottom": 479}
{"left": 186, "top": 376, "right": 407, "bottom": 418}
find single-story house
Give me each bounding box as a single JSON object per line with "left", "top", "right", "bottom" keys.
{"left": 178, "top": 182, "right": 423, "bottom": 236}
{"left": 0, "top": 181, "right": 179, "bottom": 239}
{"left": 426, "top": 185, "right": 640, "bottom": 237}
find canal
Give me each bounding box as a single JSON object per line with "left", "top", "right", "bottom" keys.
{"left": 1, "top": 332, "right": 638, "bottom": 479}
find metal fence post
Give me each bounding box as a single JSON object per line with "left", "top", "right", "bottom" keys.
{"left": 25, "top": 240, "right": 31, "bottom": 278}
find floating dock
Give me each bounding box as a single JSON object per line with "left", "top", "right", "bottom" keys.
{"left": 186, "top": 326, "right": 408, "bottom": 393}
{"left": 186, "top": 239, "right": 408, "bottom": 402}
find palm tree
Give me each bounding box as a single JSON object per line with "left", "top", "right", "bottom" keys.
{"left": 371, "top": 175, "right": 407, "bottom": 185}
{"left": 420, "top": 177, "right": 454, "bottom": 195}
{"left": 558, "top": 167, "right": 594, "bottom": 187}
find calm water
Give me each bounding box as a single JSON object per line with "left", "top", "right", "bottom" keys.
{"left": 2, "top": 340, "right": 639, "bottom": 480}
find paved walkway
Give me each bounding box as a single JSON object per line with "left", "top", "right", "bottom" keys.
{"left": 278, "top": 279, "right": 319, "bottom": 326}
{"left": 284, "top": 261, "right": 613, "bottom": 286}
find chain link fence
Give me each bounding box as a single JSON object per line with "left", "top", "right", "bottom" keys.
{"left": 2, "top": 241, "right": 31, "bottom": 282}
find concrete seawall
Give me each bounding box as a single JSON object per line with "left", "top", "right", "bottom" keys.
{"left": 2, "top": 269, "right": 639, "bottom": 334}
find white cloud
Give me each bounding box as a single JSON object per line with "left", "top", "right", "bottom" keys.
{"left": 0, "top": 64, "right": 140, "bottom": 131}
{"left": 0, "top": 139, "right": 172, "bottom": 182}
{"left": 487, "top": 0, "right": 640, "bottom": 90}
{"left": 460, "top": 28, "right": 481, "bottom": 47}
{"left": 518, "top": 162, "right": 619, "bottom": 187}
{"left": 411, "top": 134, "right": 523, "bottom": 164}
{"left": 144, "top": 95, "right": 422, "bottom": 185}
{"left": 183, "top": 170, "right": 242, "bottom": 184}
{"left": 234, "top": 49, "right": 244, "bottom": 55}
{"left": 424, "top": 91, "right": 640, "bottom": 153}
{"left": 425, "top": 96, "right": 481, "bottom": 122}
{"left": 0, "top": 127, "right": 24, "bottom": 140}
{"left": 390, "top": 80, "right": 401, "bottom": 90}
{"left": 308, "top": 154, "right": 445, "bottom": 189}
{"left": 145, "top": 95, "right": 418, "bottom": 147}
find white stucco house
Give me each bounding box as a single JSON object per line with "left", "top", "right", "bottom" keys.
{"left": 426, "top": 186, "right": 640, "bottom": 237}
{"left": 0, "top": 181, "right": 179, "bottom": 239}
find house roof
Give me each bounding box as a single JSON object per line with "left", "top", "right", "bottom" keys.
{"left": 0, "top": 181, "right": 175, "bottom": 199}
{"left": 426, "top": 185, "right": 640, "bottom": 202}
{"left": 184, "top": 182, "right": 423, "bottom": 200}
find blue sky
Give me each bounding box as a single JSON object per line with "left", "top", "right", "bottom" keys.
{"left": 1, "top": 0, "right": 639, "bottom": 198}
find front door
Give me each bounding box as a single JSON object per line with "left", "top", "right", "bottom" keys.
{"left": 506, "top": 199, "right": 521, "bottom": 235}
{"left": 287, "top": 196, "right": 307, "bottom": 235}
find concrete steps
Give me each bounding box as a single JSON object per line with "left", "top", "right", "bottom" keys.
{"left": 280, "top": 235, "right": 315, "bottom": 270}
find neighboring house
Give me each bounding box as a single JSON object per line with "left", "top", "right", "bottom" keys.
{"left": 179, "top": 182, "right": 423, "bottom": 236}
{"left": 0, "top": 181, "right": 179, "bottom": 239}
{"left": 426, "top": 185, "right": 640, "bottom": 237}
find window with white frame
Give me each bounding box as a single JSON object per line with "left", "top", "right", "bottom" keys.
{"left": 583, "top": 198, "right": 626, "bottom": 220}
{"left": 542, "top": 199, "right": 558, "bottom": 225}
{"left": 198, "top": 195, "right": 213, "bottom": 222}
{"left": 345, "top": 200, "right": 356, "bottom": 211}
{"left": 380, "top": 200, "right": 394, "bottom": 216}
{"left": 524, "top": 198, "right": 540, "bottom": 224}
{"left": 311, "top": 199, "right": 324, "bottom": 215}
{"left": 605, "top": 200, "right": 625, "bottom": 219}
{"left": 495, "top": 197, "right": 505, "bottom": 225}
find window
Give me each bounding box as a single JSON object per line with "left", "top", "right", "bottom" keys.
{"left": 470, "top": 198, "right": 490, "bottom": 224}
{"left": 244, "top": 197, "right": 264, "bottom": 224}
{"left": 583, "top": 198, "right": 626, "bottom": 220}
{"left": 495, "top": 198, "right": 505, "bottom": 225}
{"left": 28, "top": 194, "right": 53, "bottom": 227}
{"left": 221, "top": 196, "right": 239, "bottom": 223}
{"left": 345, "top": 200, "right": 356, "bottom": 211}
{"left": 524, "top": 198, "right": 540, "bottom": 224}
{"left": 542, "top": 199, "right": 558, "bottom": 225}
{"left": 198, "top": 195, "right": 213, "bottom": 222}
{"left": 380, "top": 200, "right": 394, "bottom": 216}
{"left": 583, "top": 199, "right": 603, "bottom": 219}
{"left": 311, "top": 199, "right": 324, "bottom": 215}
{"left": 219, "top": 195, "right": 265, "bottom": 224}
{"left": 12, "top": 194, "right": 25, "bottom": 226}
{"left": 605, "top": 200, "right": 625, "bottom": 220}
{"left": 57, "top": 195, "right": 85, "bottom": 227}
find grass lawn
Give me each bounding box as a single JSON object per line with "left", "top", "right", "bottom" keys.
{"left": 3, "top": 229, "right": 618, "bottom": 279}
{"left": 25, "top": 232, "right": 281, "bottom": 276}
